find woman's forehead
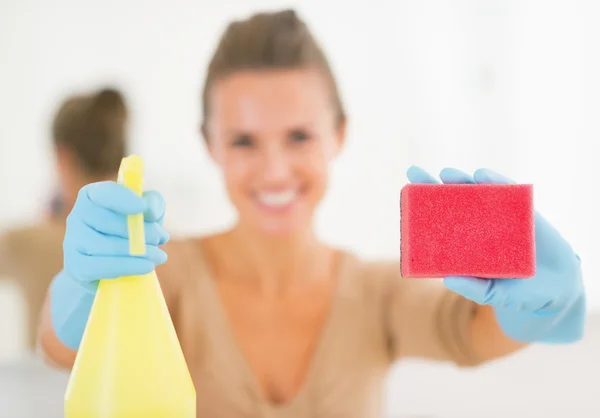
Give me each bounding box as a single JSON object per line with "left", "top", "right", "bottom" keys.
{"left": 209, "top": 69, "right": 334, "bottom": 130}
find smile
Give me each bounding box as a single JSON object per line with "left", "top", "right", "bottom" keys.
{"left": 256, "top": 189, "right": 298, "bottom": 208}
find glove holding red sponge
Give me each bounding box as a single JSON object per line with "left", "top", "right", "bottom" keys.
{"left": 403, "top": 166, "right": 586, "bottom": 344}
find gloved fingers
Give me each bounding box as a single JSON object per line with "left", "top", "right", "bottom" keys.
{"left": 68, "top": 226, "right": 167, "bottom": 259}
{"left": 64, "top": 224, "right": 169, "bottom": 257}
{"left": 67, "top": 252, "right": 165, "bottom": 282}
{"left": 73, "top": 214, "right": 169, "bottom": 246}
{"left": 71, "top": 202, "right": 169, "bottom": 246}
{"left": 83, "top": 181, "right": 146, "bottom": 215}
{"left": 444, "top": 276, "right": 546, "bottom": 311}
{"left": 439, "top": 167, "right": 476, "bottom": 184}
{"left": 143, "top": 190, "right": 166, "bottom": 224}
{"left": 407, "top": 165, "right": 440, "bottom": 184}
{"left": 473, "top": 168, "right": 516, "bottom": 185}
{"left": 443, "top": 276, "right": 497, "bottom": 305}
{"left": 408, "top": 166, "right": 479, "bottom": 184}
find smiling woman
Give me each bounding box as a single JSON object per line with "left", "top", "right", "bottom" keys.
{"left": 200, "top": 9, "right": 346, "bottom": 237}
{"left": 37, "top": 7, "right": 585, "bottom": 418}
{"left": 204, "top": 68, "right": 344, "bottom": 236}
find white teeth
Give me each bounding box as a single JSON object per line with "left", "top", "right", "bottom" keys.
{"left": 257, "top": 190, "right": 297, "bottom": 207}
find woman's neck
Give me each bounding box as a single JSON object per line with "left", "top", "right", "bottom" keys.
{"left": 216, "top": 225, "right": 334, "bottom": 296}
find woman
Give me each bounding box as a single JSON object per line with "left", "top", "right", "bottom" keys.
{"left": 0, "top": 87, "right": 128, "bottom": 351}
{"left": 38, "top": 9, "right": 585, "bottom": 417}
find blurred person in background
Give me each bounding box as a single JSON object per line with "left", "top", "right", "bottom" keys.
{"left": 38, "top": 9, "right": 585, "bottom": 418}
{"left": 0, "top": 87, "right": 127, "bottom": 351}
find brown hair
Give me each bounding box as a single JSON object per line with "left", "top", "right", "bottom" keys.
{"left": 201, "top": 9, "right": 346, "bottom": 136}
{"left": 52, "top": 87, "right": 127, "bottom": 176}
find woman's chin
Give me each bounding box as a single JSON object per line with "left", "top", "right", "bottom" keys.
{"left": 243, "top": 213, "right": 312, "bottom": 238}
{"left": 256, "top": 222, "right": 309, "bottom": 238}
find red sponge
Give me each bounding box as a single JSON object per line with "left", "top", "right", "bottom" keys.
{"left": 400, "top": 184, "right": 535, "bottom": 279}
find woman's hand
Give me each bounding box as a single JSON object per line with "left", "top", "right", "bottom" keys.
{"left": 406, "top": 166, "right": 586, "bottom": 344}
{"left": 49, "top": 182, "right": 169, "bottom": 350}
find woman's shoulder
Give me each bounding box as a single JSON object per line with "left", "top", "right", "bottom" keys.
{"left": 159, "top": 230, "right": 217, "bottom": 267}
{"left": 335, "top": 247, "right": 401, "bottom": 299}
{"left": 155, "top": 233, "right": 212, "bottom": 282}
{"left": 161, "top": 230, "right": 226, "bottom": 267}
{"left": 0, "top": 221, "right": 65, "bottom": 259}
{"left": 0, "top": 221, "right": 66, "bottom": 277}
{"left": 337, "top": 247, "right": 400, "bottom": 277}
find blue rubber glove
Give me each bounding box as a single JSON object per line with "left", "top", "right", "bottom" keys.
{"left": 406, "top": 166, "right": 586, "bottom": 344}
{"left": 50, "top": 181, "right": 170, "bottom": 350}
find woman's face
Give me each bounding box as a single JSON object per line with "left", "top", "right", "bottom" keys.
{"left": 205, "top": 69, "right": 345, "bottom": 236}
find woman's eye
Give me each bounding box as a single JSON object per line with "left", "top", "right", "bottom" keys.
{"left": 232, "top": 134, "right": 253, "bottom": 147}
{"left": 289, "top": 130, "right": 310, "bottom": 143}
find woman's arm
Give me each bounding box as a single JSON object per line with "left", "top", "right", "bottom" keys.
{"left": 468, "top": 284, "right": 585, "bottom": 361}
{"left": 402, "top": 166, "right": 586, "bottom": 356}
{"left": 38, "top": 292, "right": 78, "bottom": 368}
{"left": 36, "top": 181, "right": 171, "bottom": 367}
{"left": 380, "top": 263, "right": 530, "bottom": 367}
{"left": 38, "top": 240, "right": 183, "bottom": 369}
{"left": 468, "top": 305, "right": 527, "bottom": 361}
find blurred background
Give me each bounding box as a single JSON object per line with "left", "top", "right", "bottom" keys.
{"left": 0, "top": 0, "right": 599, "bottom": 417}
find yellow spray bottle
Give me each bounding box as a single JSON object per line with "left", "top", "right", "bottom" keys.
{"left": 64, "top": 155, "right": 196, "bottom": 418}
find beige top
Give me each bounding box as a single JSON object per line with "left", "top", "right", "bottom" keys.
{"left": 159, "top": 239, "right": 482, "bottom": 418}
{"left": 1, "top": 225, "right": 481, "bottom": 417}
{"left": 0, "top": 221, "right": 66, "bottom": 350}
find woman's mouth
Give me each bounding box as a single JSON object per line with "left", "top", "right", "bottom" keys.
{"left": 255, "top": 189, "right": 300, "bottom": 211}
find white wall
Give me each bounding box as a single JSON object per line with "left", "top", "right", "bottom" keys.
{"left": 0, "top": 0, "right": 598, "bottom": 322}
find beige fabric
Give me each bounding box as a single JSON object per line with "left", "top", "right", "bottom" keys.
{"left": 157, "top": 239, "right": 481, "bottom": 418}
{"left": 1, "top": 225, "right": 480, "bottom": 417}
{"left": 0, "top": 221, "right": 66, "bottom": 350}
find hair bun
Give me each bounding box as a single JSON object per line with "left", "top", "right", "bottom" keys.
{"left": 278, "top": 9, "right": 298, "bottom": 20}
{"left": 91, "top": 87, "right": 127, "bottom": 117}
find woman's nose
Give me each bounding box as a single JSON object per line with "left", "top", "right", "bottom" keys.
{"left": 260, "top": 146, "right": 292, "bottom": 182}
